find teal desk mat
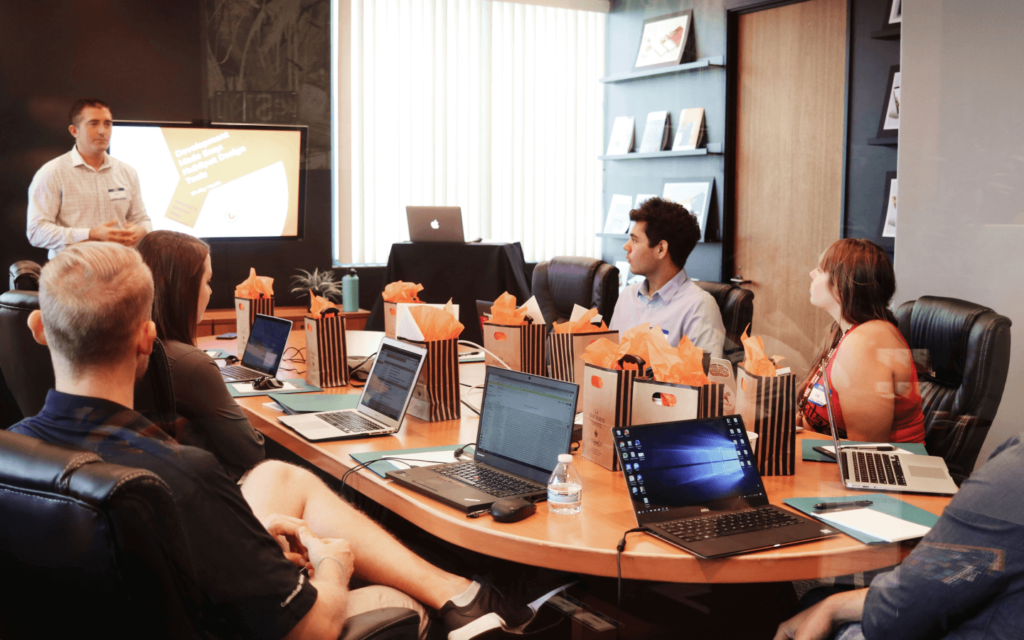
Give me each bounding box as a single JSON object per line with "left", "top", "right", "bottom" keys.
{"left": 784, "top": 493, "right": 940, "bottom": 544}
{"left": 803, "top": 439, "right": 929, "bottom": 462}
{"left": 227, "top": 378, "right": 322, "bottom": 398}
{"left": 269, "top": 393, "right": 360, "bottom": 414}
{"left": 351, "top": 445, "right": 476, "bottom": 479}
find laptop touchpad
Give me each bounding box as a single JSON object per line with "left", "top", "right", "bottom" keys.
{"left": 908, "top": 465, "right": 948, "bottom": 479}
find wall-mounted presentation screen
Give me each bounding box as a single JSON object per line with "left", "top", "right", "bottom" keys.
{"left": 110, "top": 122, "right": 307, "bottom": 240}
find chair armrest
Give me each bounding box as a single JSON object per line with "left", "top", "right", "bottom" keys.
{"left": 338, "top": 607, "right": 421, "bottom": 640}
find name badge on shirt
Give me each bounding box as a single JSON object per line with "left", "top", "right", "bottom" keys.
{"left": 108, "top": 188, "right": 128, "bottom": 201}
{"left": 807, "top": 382, "right": 827, "bottom": 407}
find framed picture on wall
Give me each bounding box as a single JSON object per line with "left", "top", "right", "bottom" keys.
{"left": 633, "top": 9, "right": 696, "bottom": 70}
{"left": 876, "top": 65, "right": 900, "bottom": 139}
{"left": 662, "top": 177, "right": 714, "bottom": 242}
{"left": 888, "top": 0, "right": 902, "bottom": 25}
{"left": 878, "top": 171, "right": 898, "bottom": 239}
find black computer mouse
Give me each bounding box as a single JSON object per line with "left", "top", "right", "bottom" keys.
{"left": 225, "top": 355, "right": 240, "bottom": 365}
{"left": 252, "top": 376, "right": 284, "bottom": 391}
{"left": 490, "top": 498, "right": 536, "bottom": 523}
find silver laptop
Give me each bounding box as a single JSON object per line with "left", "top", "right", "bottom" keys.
{"left": 279, "top": 338, "right": 427, "bottom": 441}
{"left": 406, "top": 206, "right": 465, "bottom": 242}
{"left": 822, "top": 367, "right": 958, "bottom": 495}
{"left": 220, "top": 314, "right": 293, "bottom": 382}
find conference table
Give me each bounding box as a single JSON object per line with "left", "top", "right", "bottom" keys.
{"left": 198, "top": 330, "right": 951, "bottom": 585}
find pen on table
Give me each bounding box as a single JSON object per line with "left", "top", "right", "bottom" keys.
{"left": 814, "top": 500, "right": 873, "bottom": 511}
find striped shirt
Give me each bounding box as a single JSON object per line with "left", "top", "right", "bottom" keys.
{"left": 26, "top": 146, "right": 152, "bottom": 258}
{"left": 609, "top": 267, "right": 726, "bottom": 358}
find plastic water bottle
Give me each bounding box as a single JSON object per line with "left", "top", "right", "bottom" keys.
{"left": 342, "top": 268, "right": 359, "bottom": 312}
{"left": 548, "top": 454, "right": 582, "bottom": 514}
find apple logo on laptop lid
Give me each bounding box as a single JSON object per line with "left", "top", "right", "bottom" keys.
{"left": 431, "top": 219, "right": 439, "bottom": 229}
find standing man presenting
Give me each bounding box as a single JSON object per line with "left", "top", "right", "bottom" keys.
{"left": 609, "top": 197, "right": 726, "bottom": 357}
{"left": 26, "top": 98, "right": 151, "bottom": 258}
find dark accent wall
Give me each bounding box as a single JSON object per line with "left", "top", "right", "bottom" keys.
{"left": 0, "top": 0, "right": 335, "bottom": 311}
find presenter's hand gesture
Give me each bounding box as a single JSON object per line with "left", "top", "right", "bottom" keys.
{"left": 124, "top": 224, "right": 147, "bottom": 246}
{"left": 89, "top": 220, "right": 135, "bottom": 246}
{"left": 300, "top": 527, "right": 354, "bottom": 585}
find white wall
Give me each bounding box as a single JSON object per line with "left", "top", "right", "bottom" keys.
{"left": 896, "top": 0, "right": 1024, "bottom": 467}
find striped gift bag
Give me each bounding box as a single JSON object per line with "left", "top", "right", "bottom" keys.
{"left": 548, "top": 330, "right": 619, "bottom": 411}
{"left": 304, "top": 313, "right": 349, "bottom": 388}
{"left": 630, "top": 378, "right": 726, "bottom": 426}
{"left": 581, "top": 363, "right": 639, "bottom": 471}
{"left": 403, "top": 337, "right": 461, "bottom": 422}
{"left": 235, "top": 295, "right": 275, "bottom": 354}
{"left": 483, "top": 322, "right": 547, "bottom": 376}
{"left": 735, "top": 366, "right": 797, "bottom": 476}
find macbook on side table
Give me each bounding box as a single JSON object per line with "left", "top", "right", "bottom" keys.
{"left": 406, "top": 206, "right": 465, "bottom": 243}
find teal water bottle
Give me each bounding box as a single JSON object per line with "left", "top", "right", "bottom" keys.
{"left": 342, "top": 268, "right": 359, "bottom": 312}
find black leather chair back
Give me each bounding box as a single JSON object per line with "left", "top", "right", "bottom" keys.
{"left": 9, "top": 260, "right": 41, "bottom": 291}
{"left": 532, "top": 257, "right": 619, "bottom": 329}
{"left": 0, "top": 289, "right": 176, "bottom": 422}
{"left": 0, "top": 290, "right": 54, "bottom": 418}
{"left": 694, "top": 281, "right": 754, "bottom": 365}
{"left": 0, "top": 429, "right": 203, "bottom": 639}
{"left": 895, "top": 296, "right": 1012, "bottom": 484}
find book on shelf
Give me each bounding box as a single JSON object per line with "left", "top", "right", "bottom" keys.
{"left": 607, "top": 116, "right": 635, "bottom": 155}
{"left": 671, "top": 108, "right": 706, "bottom": 151}
{"left": 638, "top": 111, "right": 671, "bottom": 153}
{"left": 603, "top": 194, "right": 634, "bottom": 235}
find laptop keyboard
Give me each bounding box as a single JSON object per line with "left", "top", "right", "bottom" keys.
{"left": 852, "top": 451, "right": 907, "bottom": 486}
{"left": 221, "top": 365, "right": 260, "bottom": 380}
{"left": 436, "top": 462, "right": 541, "bottom": 498}
{"left": 317, "top": 411, "right": 388, "bottom": 434}
{"left": 659, "top": 506, "right": 802, "bottom": 543}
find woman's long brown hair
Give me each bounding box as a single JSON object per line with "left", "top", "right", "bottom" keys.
{"left": 136, "top": 230, "right": 211, "bottom": 346}
{"left": 798, "top": 239, "right": 898, "bottom": 396}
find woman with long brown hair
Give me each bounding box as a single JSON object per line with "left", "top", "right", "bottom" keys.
{"left": 136, "top": 230, "right": 265, "bottom": 479}
{"left": 798, "top": 239, "right": 925, "bottom": 444}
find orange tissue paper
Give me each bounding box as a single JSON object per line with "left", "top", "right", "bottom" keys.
{"left": 580, "top": 338, "right": 621, "bottom": 370}
{"left": 489, "top": 292, "right": 529, "bottom": 326}
{"left": 739, "top": 327, "right": 784, "bottom": 377}
{"left": 409, "top": 301, "right": 464, "bottom": 341}
{"left": 235, "top": 268, "right": 274, "bottom": 299}
{"left": 382, "top": 281, "right": 424, "bottom": 304}
{"left": 308, "top": 291, "right": 338, "bottom": 319}
{"left": 553, "top": 308, "right": 609, "bottom": 334}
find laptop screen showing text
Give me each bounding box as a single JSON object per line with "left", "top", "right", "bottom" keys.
{"left": 241, "top": 315, "right": 291, "bottom": 374}
{"left": 615, "top": 417, "right": 767, "bottom": 518}
{"left": 359, "top": 342, "right": 422, "bottom": 420}
{"left": 475, "top": 368, "right": 577, "bottom": 483}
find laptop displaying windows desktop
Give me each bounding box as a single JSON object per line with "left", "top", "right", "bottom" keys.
{"left": 821, "top": 368, "right": 958, "bottom": 495}
{"left": 406, "top": 206, "right": 465, "bottom": 243}
{"left": 220, "top": 314, "right": 293, "bottom": 382}
{"left": 279, "top": 338, "right": 427, "bottom": 441}
{"left": 386, "top": 366, "right": 579, "bottom": 512}
{"left": 614, "top": 416, "right": 837, "bottom": 559}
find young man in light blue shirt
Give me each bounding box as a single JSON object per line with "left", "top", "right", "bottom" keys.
{"left": 609, "top": 197, "right": 725, "bottom": 358}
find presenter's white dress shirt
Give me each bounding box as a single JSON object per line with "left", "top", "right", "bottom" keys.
{"left": 26, "top": 146, "right": 152, "bottom": 258}
{"left": 609, "top": 267, "right": 726, "bottom": 358}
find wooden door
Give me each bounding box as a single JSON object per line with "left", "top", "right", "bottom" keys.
{"left": 733, "top": 0, "right": 846, "bottom": 378}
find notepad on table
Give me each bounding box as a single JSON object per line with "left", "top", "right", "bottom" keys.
{"left": 815, "top": 508, "right": 932, "bottom": 543}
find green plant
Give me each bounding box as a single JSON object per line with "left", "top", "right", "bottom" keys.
{"left": 290, "top": 268, "right": 342, "bottom": 302}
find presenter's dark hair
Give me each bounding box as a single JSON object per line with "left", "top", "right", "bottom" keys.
{"left": 69, "top": 98, "right": 111, "bottom": 125}
{"left": 799, "top": 238, "right": 898, "bottom": 398}
{"left": 629, "top": 197, "right": 701, "bottom": 269}
{"left": 136, "top": 230, "right": 211, "bottom": 346}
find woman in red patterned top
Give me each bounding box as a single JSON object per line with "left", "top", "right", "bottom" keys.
{"left": 797, "top": 239, "right": 926, "bottom": 444}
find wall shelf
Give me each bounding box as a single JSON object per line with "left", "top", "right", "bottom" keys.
{"left": 599, "top": 143, "right": 724, "bottom": 161}
{"left": 599, "top": 56, "right": 725, "bottom": 84}
{"left": 867, "top": 136, "right": 898, "bottom": 146}
{"left": 871, "top": 25, "right": 901, "bottom": 40}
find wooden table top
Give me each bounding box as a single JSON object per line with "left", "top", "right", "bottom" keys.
{"left": 199, "top": 331, "right": 951, "bottom": 584}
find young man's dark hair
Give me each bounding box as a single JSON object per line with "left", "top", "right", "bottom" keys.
{"left": 629, "top": 197, "right": 702, "bottom": 269}
{"left": 68, "top": 98, "right": 111, "bottom": 125}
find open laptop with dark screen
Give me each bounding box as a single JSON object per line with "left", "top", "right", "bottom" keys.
{"left": 386, "top": 366, "right": 578, "bottom": 512}
{"left": 220, "top": 314, "right": 293, "bottom": 382}
{"left": 614, "top": 416, "right": 837, "bottom": 559}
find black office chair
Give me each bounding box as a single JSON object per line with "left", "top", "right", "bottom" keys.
{"left": 531, "top": 257, "right": 619, "bottom": 329}
{"left": 694, "top": 281, "right": 754, "bottom": 366}
{"left": 8, "top": 259, "right": 41, "bottom": 292}
{"left": 0, "top": 429, "right": 420, "bottom": 639}
{"left": 895, "top": 296, "right": 1012, "bottom": 485}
